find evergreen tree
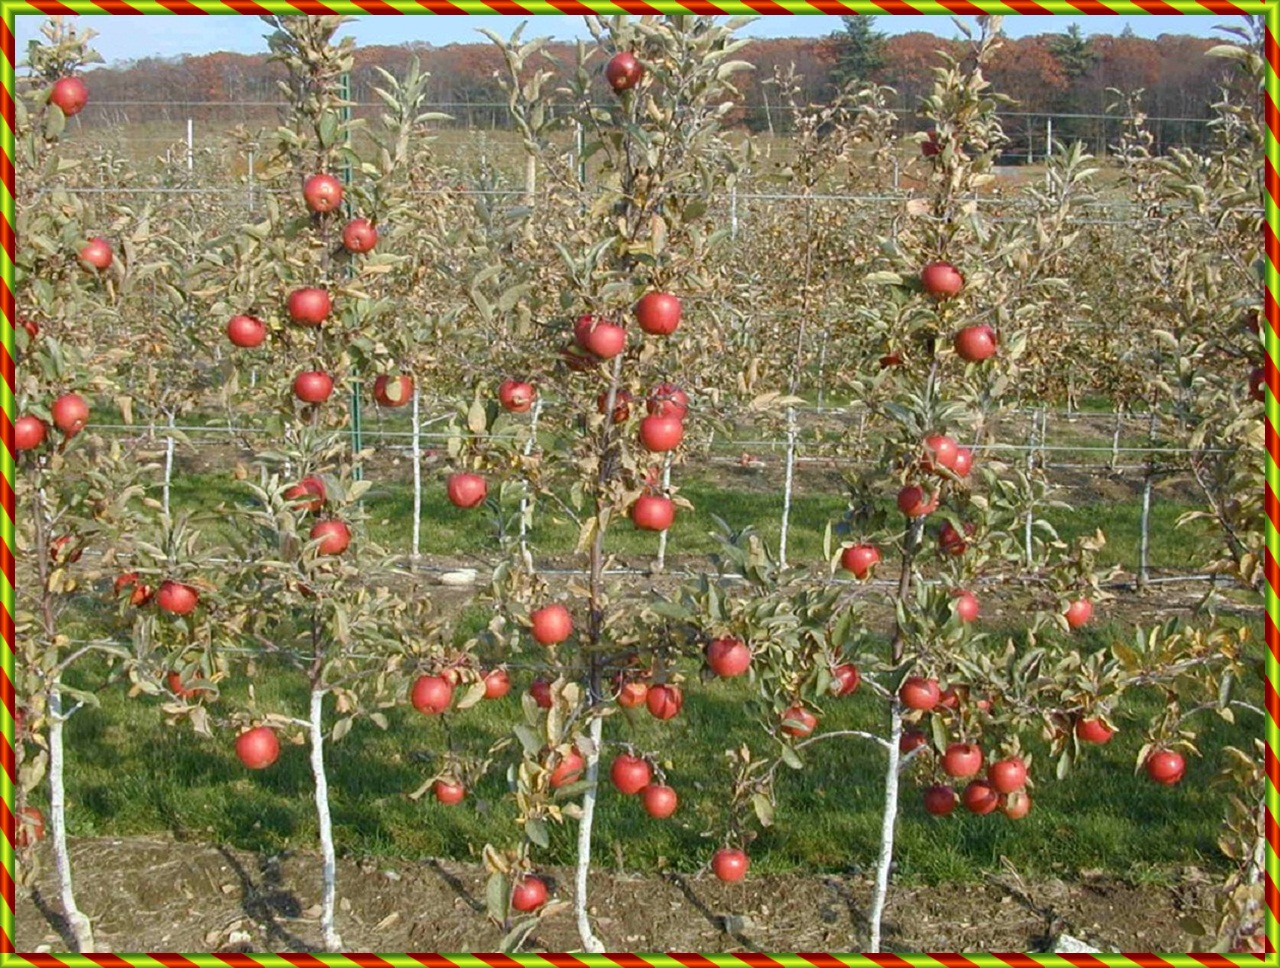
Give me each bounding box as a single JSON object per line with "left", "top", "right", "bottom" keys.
{"left": 829, "top": 16, "right": 887, "bottom": 91}
{"left": 1049, "top": 23, "right": 1097, "bottom": 80}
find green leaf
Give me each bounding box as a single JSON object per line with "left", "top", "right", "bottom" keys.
{"left": 513, "top": 724, "right": 542, "bottom": 756}
{"left": 319, "top": 112, "right": 339, "bottom": 149}
{"left": 751, "top": 792, "right": 775, "bottom": 827}
{"left": 525, "top": 817, "right": 550, "bottom": 848}
{"left": 780, "top": 744, "right": 803, "bottom": 770}
{"left": 486, "top": 871, "right": 510, "bottom": 922}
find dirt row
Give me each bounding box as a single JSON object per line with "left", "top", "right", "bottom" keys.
{"left": 16, "top": 836, "right": 1222, "bottom": 953}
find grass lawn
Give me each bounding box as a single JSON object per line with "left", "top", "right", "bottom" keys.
{"left": 56, "top": 617, "right": 1254, "bottom": 884}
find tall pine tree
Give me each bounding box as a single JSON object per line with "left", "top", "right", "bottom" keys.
{"left": 829, "top": 16, "right": 887, "bottom": 92}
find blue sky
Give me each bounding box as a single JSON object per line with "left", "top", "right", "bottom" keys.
{"left": 14, "top": 13, "right": 1244, "bottom": 67}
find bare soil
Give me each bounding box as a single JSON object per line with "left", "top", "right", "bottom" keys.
{"left": 16, "top": 835, "right": 1221, "bottom": 953}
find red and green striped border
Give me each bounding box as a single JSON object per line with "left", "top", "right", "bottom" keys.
{"left": 0, "top": 1, "right": 1275, "bottom": 962}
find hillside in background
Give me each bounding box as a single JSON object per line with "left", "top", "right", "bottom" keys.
{"left": 66, "top": 25, "right": 1242, "bottom": 154}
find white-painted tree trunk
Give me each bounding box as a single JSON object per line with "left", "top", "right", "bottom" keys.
{"left": 162, "top": 410, "right": 176, "bottom": 519}
{"left": 411, "top": 388, "right": 422, "bottom": 566}
{"left": 779, "top": 407, "right": 798, "bottom": 568}
{"left": 655, "top": 453, "right": 673, "bottom": 572}
{"left": 48, "top": 683, "right": 94, "bottom": 952}
{"left": 310, "top": 688, "right": 342, "bottom": 952}
{"left": 518, "top": 398, "right": 542, "bottom": 574}
{"left": 573, "top": 714, "right": 606, "bottom": 953}
{"left": 867, "top": 701, "right": 904, "bottom": 952}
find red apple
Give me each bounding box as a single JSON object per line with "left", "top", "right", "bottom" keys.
{"left": 1001, "top": 790, "right": 1032, "bottom": 820}
{"left": 923, "top": 784, "right": 957, "bottom": 816}
{"left": 711, "top": 848, "right": 749, "bottom": 883}
{"left": 78, "top": 237, "right": 112, "bottom": 270}
{"left": 605, "top": 52, "right": 644, "bottom": 92}
{"left": 498, "top": 379, "right": 536, "bottom": 413}
{"left": 641, "top": 783, "right": 678, "bottom": 818}
{"left": 952, "top": 590, "right": 980, "bottom": 623}
{"left": 303, "top": 173, "right": 344, "bottom": 213}
{"left": 226, "top": 314, "right": 266, "bottom": 349}
{"left": 293, "top": 371, "right": 334, "bottom": 404}
{"left": 1075, "top": 717, "right": 1115, "bottom": 744}
{"left": 411, "top": 675, "right": 454, "bottom": 715}
{"left": 780, "top": 705, "right": 817, "bottom": 738}
{"left": 962, "top": 779, "right": 1000, "bottom": 815}
{"left": 574, "top": 315, "right": 626, "bottom": 359}
{"left": 50, "top": 76, "right": 88, "bottom": 117}
{"left": 922, "top": 434, "right": 959, "bottom": 473}
{"left": 530, "top": 603, "right": 572, "bottom": 646}
{"left": 954, "top": 325, "right": 997, "bottom": 362}
{"left": 941, "top": 742, "right": 984, "bottom": 779}
{"left": 899, "top": 727, "right": 928, "bottom": 755}
{"left": 446, "top": 473, "right": 487, "bottom": 509}
{"left": 156, "top": 581, "right": 199, "bottom": 616}
{"left": 434, "top": 779, "right": 465, "bottom": 805}
{"left": 511, "top": 875, "right": 549, "bottom": 912}
{"left": 285, "top": 476, "right": 326, "bottom": 513}
{"left": 610, "top": 753, "right": 652, "bottom": 795}
{"left": 921, "top": 130, "right": 942, "bottom": 157}
{"left": 16, "top": 806, "right": 46, "bottom": 847}
{"left": 831, "top": 663, "right": 861, "bottom": 697}
{"left": 15, "top": 415, "right": 47, "bottom": 452}
{"left": 51, "top": 393, "right": 90, "bottom": 436}
{"left": 899, "top": 676, "right": 941, "bottom": 711}
{"left": 287, "top": 288, "right": 331, "bottom": 326}
{"left": 598, "top": 388, "right": 633, "bottom": 424}
{"left": 939, "top": 521, "right": 974, "bottom": 556}
{"left": 646, "top": 684, "right": 682, "bottom": 721}
{"left": 631, "top": 494, "right": 675, "bottom": 532}
{"left": 235, "top": 726, "right": 280, "bottom": 770}
{"left": 639, "top": 415, "right": 684, "bottom": 453}
{"left": 1145, "top": 749, "right": 1186, "bottom": 785}
{"left": 841, "top": 544, "right": 880, "bottom": 579}
{"left": 310, "top": 520, "right": 351, "bottom": 556}
{"left": 897, "top": 485, "right": 938, "bottom": 518}
{"left": 952, "top": 447, "right": 974, "bottom": 477}
{"left": 373, "top": 374, "right": 414, "bottom": 408}
{"left": 646, "top": 383, "right": 689, "bottom": 420}
{"left": 167, "top": 671, "right": 200, "bottom": 700}
{"left": 1065, "top": 598, "right": 1094, "bottom": 629}
{"left": 987, "top": 757, "right": 1028, "bottom": 794}
{"left": 617, "top": 679, "right": 649, "bottom": 709}
{"left": 550, "top": 749, "right": 584, "bottom": 788}
{"left": 342, "top": 218, "right": 378, "bottom": 253}
{"left": 529, "top": 677, "right": 553, "bottom": 709}
{"left": 921, "top": 261, "right": 964, "bottom": 298}
{"left": 636, "top": 292, "right": 681, "bottom": 336}
{"left": 705, "top": 637, "right": 751, "bottom": 678}
{"left": 483, "top": 668, "right": 511, "bottom": 700}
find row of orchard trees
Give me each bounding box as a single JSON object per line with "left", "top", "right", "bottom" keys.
{"left": 11, "top": 13, "right": 1266, "bottom": 954}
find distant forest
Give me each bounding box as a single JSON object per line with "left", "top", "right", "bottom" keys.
{"left": 65, "top": 19, "right": 1247, "bottom": 154}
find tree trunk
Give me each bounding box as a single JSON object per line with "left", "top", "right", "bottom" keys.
{"left": 48, "top": 682, "right": 94, "bottom": 952}
{"left": 573, "top": 714, "right": 606, "bottom": 952}
{"left": 310, "top": 687, "right": 342, "bottom": 952}
{"left": 867, "top": 701, "right": 903, "bottom": 952}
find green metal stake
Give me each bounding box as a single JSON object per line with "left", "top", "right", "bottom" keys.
{"left": 339, "top": 70, "right": 363, "bottom": 482}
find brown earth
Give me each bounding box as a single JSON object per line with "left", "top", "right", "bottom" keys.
{"left": 16, "top": 836, "right": 1222, "bottom": 953}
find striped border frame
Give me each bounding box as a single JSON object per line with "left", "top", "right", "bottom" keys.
{"left": 0, "top": 1, "right": 1275, "bottom": 964}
